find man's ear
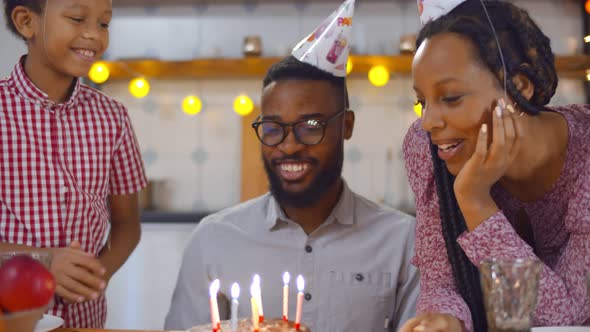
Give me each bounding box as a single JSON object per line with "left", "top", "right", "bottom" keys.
{"left": 343, "top": 110, "right": 355, "bottom": 140}
{"left": 11, "top": 6, "right": 39, "bottom": 40}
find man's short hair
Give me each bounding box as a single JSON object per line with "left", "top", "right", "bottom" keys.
{"left": 263, "top": 55, "right": 349, "bottom": 108}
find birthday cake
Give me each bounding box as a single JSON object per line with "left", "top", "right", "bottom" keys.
{"left": 189, "top": 318, "right": 310, "bottom": 332}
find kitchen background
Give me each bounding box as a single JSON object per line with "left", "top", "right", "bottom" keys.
{"left": 0, "top": 0, "right": 588, "bottom": 329}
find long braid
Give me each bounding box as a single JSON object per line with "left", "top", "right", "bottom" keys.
{"left": 430, "top": 144, "right": 488, "bottom": 331}
{"left": 417, "top": 1, "right": 557, "bottom": 330}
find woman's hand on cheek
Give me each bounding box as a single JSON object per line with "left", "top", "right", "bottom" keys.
{"left": 453, "top": 100, "right": 522, "bottom": 230}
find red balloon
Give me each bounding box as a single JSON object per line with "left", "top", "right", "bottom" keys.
{"left": 0, "top": 256, "right": 56, "bottom": 312}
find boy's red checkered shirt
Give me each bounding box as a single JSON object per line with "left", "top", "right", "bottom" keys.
{"left": 0, "top": 57, "right": 147, "bottom": 328}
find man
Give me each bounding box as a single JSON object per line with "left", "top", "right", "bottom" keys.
{"left": 165, "top": 1, "right": 418, "bottom": 331}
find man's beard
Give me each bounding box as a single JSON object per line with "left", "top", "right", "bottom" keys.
{"left": 263, "top": 148, "right": 343, "bottom": 208}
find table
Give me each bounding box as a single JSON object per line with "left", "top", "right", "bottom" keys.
{"left": 53, "top": 329, "right": 182, "bottom": 332}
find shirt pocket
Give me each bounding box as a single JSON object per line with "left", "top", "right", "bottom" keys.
{"left": 324, "top": 271, "right": 395, "bottom": 332}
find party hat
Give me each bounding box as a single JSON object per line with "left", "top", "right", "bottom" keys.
{"left": 417, "top": 0, "right": 467, "bottom": 25}
{"left": 292, "top": 0, "right": 355, "bottom": 77}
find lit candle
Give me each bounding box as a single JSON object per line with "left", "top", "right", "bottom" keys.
{"left": 230, "top": 283, "right": 240, "bottom": 331}
{"left": 282, "top": 272, "right": 290, "bottom": 321}
{"left": 253, "top": 274, "right": 265, "bottom": 323}
{"left": 209, "top": 279, "right": 221, "bottom": 332}
{"left": 250, "top": 283, "right": 260, "bottom": 332}
{"left": 295, "top": 275, "right": 305, "bottom": 331}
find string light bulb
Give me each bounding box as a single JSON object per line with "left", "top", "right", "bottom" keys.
{"left": 182, "top": 95, "right": 203, "bottom": 115}
{"left": 586, "top": 0, "right": 590, "bottom": 15}
{"left": 585, "top": 35, "right": 590, "bottom": 43}
{"left": 234, "top": 94, "right": 254, "bottom": 116}
{"left": 368, "top": 65, "right": 390, "bottom": 87}
{"left": 129, "top": 78, "right": 150, "bottom": 99}
{"left": 346, "top": 58, "right": 353, "bottom": 75}
{"left": 413, "top": 101, "right": 423, "bottom": 118}
{"left": 88, "top": 62, "right": 110, "bottom": 84}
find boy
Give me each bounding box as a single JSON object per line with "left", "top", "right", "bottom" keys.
{"left": 1, "top": 0, "right": 147, "bottom": 328}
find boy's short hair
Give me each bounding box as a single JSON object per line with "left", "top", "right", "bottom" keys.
{"left": 3, "top": 0, "right": 44, "bottom": 37}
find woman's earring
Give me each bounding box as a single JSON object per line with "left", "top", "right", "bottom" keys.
{"left": 509, "top": 102, "right": 525, "bottom": 117}
{"left": 507, "top": 104, "right": 515, "bottom": 114}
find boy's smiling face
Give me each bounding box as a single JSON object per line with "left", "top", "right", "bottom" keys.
{"left": 14, "top": 0, "right": 112, "bottom": 78}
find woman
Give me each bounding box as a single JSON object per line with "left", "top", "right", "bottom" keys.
{"left": 400, "top": 1, "right": 590, "bottom": 331}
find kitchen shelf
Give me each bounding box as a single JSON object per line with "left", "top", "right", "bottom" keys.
{"left": 102, "top": 54, "right": 590, "bottom": 80}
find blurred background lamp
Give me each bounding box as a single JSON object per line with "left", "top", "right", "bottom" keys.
{"left": 346, "top": 58, "right": 353, "bottom": 75}
{"left": 183, "top": 96, "right": 203, "bottom": 115}
{"left": 88, "top": 62, "right": 110, "bottom": 84}
{"left": 368, "top": 65, "right": 390, "bottom": 87}
{"left": 234, "top": 94, "right": 254, "bottom": 116}
{"left": 129, "top": 78, "right": 150, "bottom": 99}
{"left": 414, "top": 101, "right": 423, "bottom": 118}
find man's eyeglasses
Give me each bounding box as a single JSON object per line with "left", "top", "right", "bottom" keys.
{"left": 252, "top": 108, "right": 348, "bottom": 147}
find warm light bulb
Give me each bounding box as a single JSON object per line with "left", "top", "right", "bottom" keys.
{"left": 586, "top": 0, "right": 590, "bottom": 15}
{"left": 231, "top": 283, "right": 240, "bottom": 299}
{"left": 234, "top": 94, "right": 254, "bottom": 116}
{"left": 129, "top": 78, "right": 150, "bottom": 99}
{"left": 346, "top": 58, "right": 353, "bottom": 75}
{"left": 586, "top": 70, "right": 590, "bottom": 82}
{"left": 296, "top": 275, "right": 305, "bottom": 292}
{"left": 368, "top": 65, "right": 390, "bottom": 87}
{"left": 88, "top": 62, "right": 110, "bottom": 84}
{"left": 283, "top": 272, "right": 291, "bottom": 285}
{"left": 585, "top": 35, "right": 590, "bottom": 43}
{"left": 414, "top": 101, "right": 423, "bottom": 118}
{"left": 182, "top": 95, "right": 203, "bottom": 115}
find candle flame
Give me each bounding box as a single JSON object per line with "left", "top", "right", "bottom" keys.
{"left": 283, "top": 272, "right": 291, "bottom": 285}
{"left": 209, "top": 279, "right": 220, "bottom": 297}
{"left": 297, "top": 275, "right": 305, "bottom": 292}
{"left": 250, "top": 282, "right": 259, "bottom": 297}
{"left": 231, "top": 282, "right": 240, "bottom": 299}
{"left": 253, "top": 274, "right": 261, "bottom": 286}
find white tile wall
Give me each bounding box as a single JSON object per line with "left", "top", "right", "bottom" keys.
{"left": 0, "top": 12, "right": 26, "bottom": 78}
{"left": 105, "top": 223, "right": 196, "bottom": 330}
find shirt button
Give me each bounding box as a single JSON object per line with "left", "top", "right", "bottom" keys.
{"left": 355, "top": 273, "right": 364, "bottom": 282}
{"left": 305, "top": 245, "right": 312, "bottom": 253}
{"left": 304, "top": 293, "right": 312, "bottom": 301}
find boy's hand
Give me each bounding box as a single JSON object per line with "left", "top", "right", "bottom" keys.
{"left": 49, "top": 241, "right": 107, "bottom": 304}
